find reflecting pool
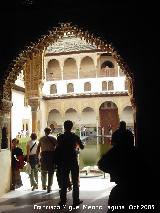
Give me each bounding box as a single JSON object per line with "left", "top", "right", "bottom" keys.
{"left": 79, "top": 136, "right": 112, "bottom": 176}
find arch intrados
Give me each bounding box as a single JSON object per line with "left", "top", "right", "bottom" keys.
{"left": 65, "top": 108, "right": 77, "bottom": 113}
{"left": 47, "top": 59, "right": 60, "bottom": 67}
{"left": 123, "top": 106, "right": 133, "bottom": 111}
{"left": 99, "top": 101, "right": 118, "bottom": 109}
{"left": 64, "top": 57, "right": 76, "bottom": 64}
{"left": 101, "top": 60, "right": 114, "bottom": 68}
{"left": 82, "top": 107, "right": 94, "bottom": 112}
{"left": 48, "top": 109, "right": 60, "bottom": 114}
{"left": 81, "top": 56, "right": 94, "bottom": 63}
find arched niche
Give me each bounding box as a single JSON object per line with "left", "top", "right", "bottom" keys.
{"left": 80, "top": 56, "right": 96, "bottom": 78}
{"left": 46, "top": 59, "right": 61, "bottom": 81}
{"left": 63, "top": 58, "right": 78, "bottom": 80}
{"left": 120, "top": 106, "right": 134, "bottom": 129}
{"left": 48, "top": 109, "right": 62, "bottom": 127}
{"left": 81, "top": 107, "right": 96, "bottom": 126}
{"left": 65, "top": 108, "right": 78, "bottom": 125}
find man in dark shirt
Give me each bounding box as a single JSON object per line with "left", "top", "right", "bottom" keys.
{"left": 56, "top": 120, "right": 84, "bottom": 208}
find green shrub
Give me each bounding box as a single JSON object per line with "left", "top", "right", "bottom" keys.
{"left": 18, "top": 137, "right": 30, "bottom": 155}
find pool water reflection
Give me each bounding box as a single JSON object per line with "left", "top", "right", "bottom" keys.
{"left": 79, "top": 136, "right": 112, "bottom": 176}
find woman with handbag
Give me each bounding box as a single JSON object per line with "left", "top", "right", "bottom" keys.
{"left": 26, "top": 132, "right": 39, "bottom": 191}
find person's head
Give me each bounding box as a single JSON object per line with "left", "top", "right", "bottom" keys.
{"left": 119, "top": 121, "right": 126, "bottom": 130}
{"left": 64, "top": 120, "right": 73, "bottom": 131}
{"left": 112, "top": 130, "right": 134, "bottom": 147}
{"left": 44, "top": 127, "right": 51, "bottom": 136}
{"left": 30, "top": 132, "right": 37, "bottom": 140}
{"left": 12, "top": 138, "right": 19, "bottom": 148}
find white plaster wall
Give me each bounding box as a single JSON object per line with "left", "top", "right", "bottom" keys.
{"left": 11, "top": 89, "right": 32, "bottom": 139}
{"left": 42, "top": 76, "right": 126, "bottom": 96}
{"left": 120, "top": 107, "right": 134, "bottom": 125}
{"left": 0, "top": 150, "right": 11, "bottom": 197}
{"left": 114, "top": 77, "right": 126, "bottom": 91}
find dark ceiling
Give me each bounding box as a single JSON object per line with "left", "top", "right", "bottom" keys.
{"left": 0, "top": 1, "right": 158, "bottom": 91}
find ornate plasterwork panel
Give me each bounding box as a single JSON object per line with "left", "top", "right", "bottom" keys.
{"left": 24, "top": 53, "right": 42, "bottom": 100}
{"left": 45, "top": 35, "right": 98, "bottom": 54}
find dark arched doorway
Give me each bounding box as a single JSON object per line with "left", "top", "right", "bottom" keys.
{"left": 99, "top": 101, "right": 119, "bottom": 137}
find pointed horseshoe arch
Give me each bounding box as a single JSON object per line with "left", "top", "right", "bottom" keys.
{"left": 1, "top": 23, "right": 134, "bottom": 104}
{"left": 0, "top": 22, "right": 136, "bottom": 139}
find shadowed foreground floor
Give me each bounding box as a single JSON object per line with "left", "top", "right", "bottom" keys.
{"left": 0, "top": 172, "right": 115, "bottom": 213}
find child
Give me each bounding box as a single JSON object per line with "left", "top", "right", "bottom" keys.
{"left": 11, "top": 138, "right": 24, "bottom": 190}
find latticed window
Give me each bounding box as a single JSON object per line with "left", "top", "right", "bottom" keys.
{"left": 84, "top": 82, "right": 91, "bottom": 91}
{"left": 102, "top": 81, "right": 108, "bottom": 91}
{"left": 125, "top": 79, "right": 129, "bottom": 90}
{"left": 108, "top": 81, "right": 114, "bottom": 90}
{"left": 67, "top": 83, "right": 74, "bottom": 93}
{"left": 50, "top": 84, "right": 57, "bottom": 94}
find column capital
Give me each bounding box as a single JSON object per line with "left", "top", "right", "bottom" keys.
{"left": 28, "top": 98, "right": 40, "bottom": 111}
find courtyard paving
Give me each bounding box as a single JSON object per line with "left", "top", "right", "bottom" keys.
{"left": 0, "top": 172, "right": 115, "bottom": 213}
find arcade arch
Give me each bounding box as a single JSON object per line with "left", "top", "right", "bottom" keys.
{"left": 46, "top": 59, "right": 61, "bottom": 81}
{"left": 48, "top": 109, "right": 62, "bottom": 127}
{"left": 65, "top": 108, "right": 78, "bottom": 126}
{"left": 81, "top": 107, "right": 96, "bottom": 126}
{"left": 63, "top": 58, "right": 78, "bottom": 80}
{"left": 80, "top": 56, "right": 96, "bottom": 78}
{"left": 0, "top": 22, "right": 135, "bottom": 196}
{"left": 120, "top": 106, "right": 134, "bottom": 129}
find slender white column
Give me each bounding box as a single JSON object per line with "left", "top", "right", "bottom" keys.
{"left": 118, "top": 65, "right": 120, "bottom": 77}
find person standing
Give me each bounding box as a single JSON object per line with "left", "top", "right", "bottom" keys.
{"left": 111, "top": 121, "right": 134, "bottom": 147}
{"left": 82, "top": 126, "right": 86, "bottom": 136}
{"left": 36, "top": 127, "right": 57, "bottom": 193}
{"left": 26, "top": 132, "right": 39, "bottom": 191}
{"left": 56, "top": 120, "right": 84, "bottom": 208}
{"left": 11, "top": 138, "right": 24, "bottom": 190}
